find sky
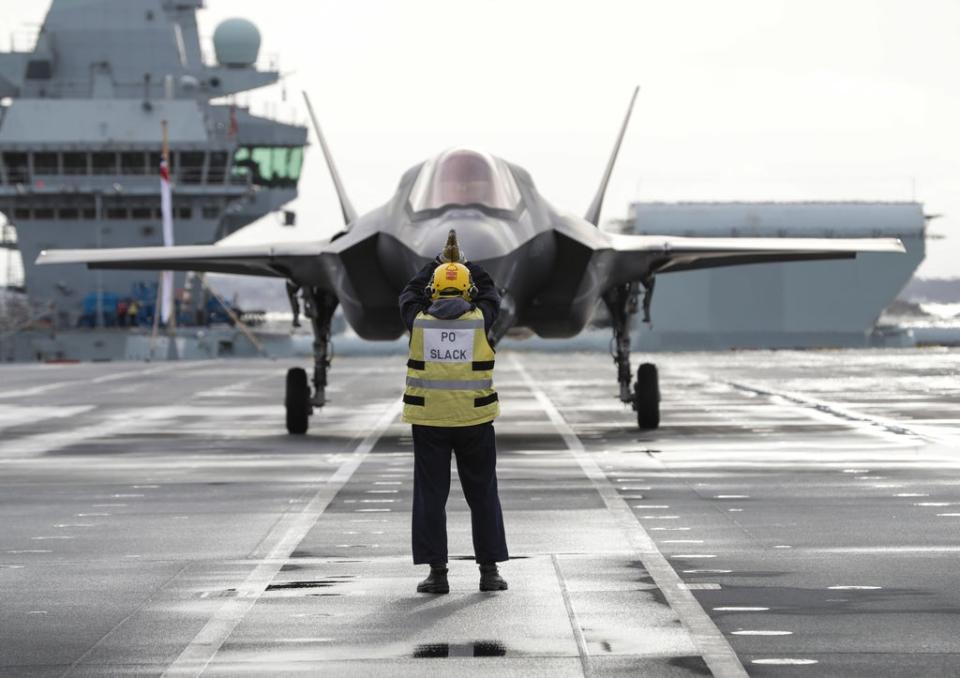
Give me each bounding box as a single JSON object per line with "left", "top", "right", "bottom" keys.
{"left": 1, "top": 0, "right": 957, "bottom": 282}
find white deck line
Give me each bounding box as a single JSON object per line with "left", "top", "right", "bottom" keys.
{"left": 0, "top": 407, "right": 182, "bottom": 459}
{"left": 513, "top": 357, "right": 748, "bottom": 678}
{"left": 0, "top": 369, "right": 283, "bottom": 460}
{"left": 160, "top": 401, "right": 402, "bottom": 678}
{"left": 725, "top": 380, "right": 960, "bottom": 447}
{"left": 0, "top": 405, "right": 94, "bottom": 434}
{"left": 552, "top": 554, "right": 593, "bottom": 678}
{"left": 0, "top": 363, "right": 188, "bottom": 399}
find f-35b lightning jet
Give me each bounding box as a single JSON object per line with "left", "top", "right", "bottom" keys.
{"left": 38, "top": 89, "right": 905, "bottom": 433}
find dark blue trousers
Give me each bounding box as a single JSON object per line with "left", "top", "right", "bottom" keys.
{"left": 411, "top": 422, "right": 509, "bottom": 565}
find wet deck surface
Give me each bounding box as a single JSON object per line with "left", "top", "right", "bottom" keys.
{"left": 1, "top": 348, "right": 959, "bottom": 677}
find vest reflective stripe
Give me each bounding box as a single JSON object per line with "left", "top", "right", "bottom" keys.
{"left": 413, "top": 318, "right": 485, "bottom": 330}
{"left": 406, "top": 377, "right": 493, "bottom": 390}
{"left": 403, "top": 307, "right": 499, "bottom": 427}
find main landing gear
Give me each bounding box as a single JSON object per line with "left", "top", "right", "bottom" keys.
{"left": 603, "top": 281, "right": 660, "bottom": 430}
{"left": 284, "top": 286, "right": 338, "bottom": 435}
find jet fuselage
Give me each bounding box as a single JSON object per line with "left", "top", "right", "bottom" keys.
{"left": 324, "top": 153, "right": 607, "bottom": 343}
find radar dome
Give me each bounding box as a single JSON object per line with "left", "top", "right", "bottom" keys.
{"left": 213, "top": 18, "right": 261, "bottom": 67}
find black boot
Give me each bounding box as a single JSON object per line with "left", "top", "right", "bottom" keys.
{"left": 417, "top": 565, "right": 449, "bottom": 594}
{"left": 479, "top": 563, "right": 508, "bottom": 591}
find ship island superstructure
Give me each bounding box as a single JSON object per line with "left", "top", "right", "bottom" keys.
{"left": 0, "top": 0, "right": 306, "bottom": 334}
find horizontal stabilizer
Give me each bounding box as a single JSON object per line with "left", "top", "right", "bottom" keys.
{"left": 36, "top": 241, "right": 336, "bottom": 290}
{"left": 605, "top": 233, "right": 906, "bottom": 285}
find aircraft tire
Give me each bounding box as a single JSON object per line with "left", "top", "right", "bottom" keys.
{"left": 285, "top": 367, "right": 310, "bottom": 435}
{"left": 635, "top": 363, "right": 660, "bottom": 430}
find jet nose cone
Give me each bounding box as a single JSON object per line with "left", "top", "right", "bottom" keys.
{"left": 417, "top": 210, "right": 521, "bottom": 263}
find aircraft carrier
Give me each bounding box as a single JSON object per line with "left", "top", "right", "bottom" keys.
{"left": 2, "top": 348, "right": 960, "bottom": 677}
{"left": 0, "top": 0, "right": 936, "bottom": 365}
{"left": 0, "top": 0, "right": 306, "bottom": 362}
{"left": 615, "top": 201, "right": 926, "bottom": 351}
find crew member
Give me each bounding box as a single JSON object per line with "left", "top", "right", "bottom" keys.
{"left": 127, "top": 300, "right": 140, "bottom": 327}
{"left": 399, "top": 258, "right": 509, "bottom": 594}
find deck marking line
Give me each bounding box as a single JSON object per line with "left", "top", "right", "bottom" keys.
{"left": 725, "top": 380, "right": 954, "bottom": 445}
{"left": 61, "top": 562, "right": 193, "bottom": 678}
{"left": 0, "top": 404, "right": 172, "bottom": 461}
{"left": 0, "top": 363, "right": 188, "bottom": 399}
{"left": 552, "top": 554, "right": 593, "bottom": 678}
{"left": 514, "top": 358, "right": 748, "bottom": 678}
{"left": 0, "top": 405, "right": 94, "bottom": 434}
{"left": 161, "top": 401, "right": 402, "bottom": 678}
{"left": 0, "top": 369, "right": 288, "bottom": 460}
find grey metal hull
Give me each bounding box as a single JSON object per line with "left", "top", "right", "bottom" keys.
{"left": 621, "top": 202, "right": 926, "bottom": 351}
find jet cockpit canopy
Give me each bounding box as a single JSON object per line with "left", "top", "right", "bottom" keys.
{"left": 409, "top": 148, "right": 521, "bottom": 214}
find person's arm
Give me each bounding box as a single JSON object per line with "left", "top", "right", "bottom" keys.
{"left": 398, "top": 261, "right": 435, "bottom": 331}
{"left": 466, "top": 261, "right": 500, "bottom": 333}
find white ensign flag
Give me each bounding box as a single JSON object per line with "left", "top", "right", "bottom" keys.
{"left": 159, "top": 153, "right": 174, "bottom": 324}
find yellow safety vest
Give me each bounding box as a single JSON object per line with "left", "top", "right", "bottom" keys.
{"left": 402, "top": 307, "right": 499, "bottom": 427}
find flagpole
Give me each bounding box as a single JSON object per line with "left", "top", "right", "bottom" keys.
{"left": 161, "top": 119, "right": 176, "bottom": 334}
{"left": 146, "top": 119, "right": 179, "bottom": 359}
{"left": 149, "top": 270, "right": 162, "bottom": 358}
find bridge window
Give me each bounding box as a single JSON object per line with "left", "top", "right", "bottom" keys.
{"left": 288, "top": 148, "right": 303, "bottom": 180}
{"left": 121, "top": 152, "right": 146, "bottom": 175}
{"left": 34, "top": 152, "right": 59, "bottom": 175}
{"left": 92, "top": 152, "right": 117, "bottom": 175}
{"left": 63, "top": 153, "right": 88, "bottom": 175}
{"left": 208, "top": 151, "right": 228, "bottom": 183}
{"left": 179, "top": 151, "right": 205, "bottom": 184}
{"left": 232, "top": 146, "right": 303, "bottom": 188}
{"left": 3, "top": 152, "right": 28, "bottom": 183}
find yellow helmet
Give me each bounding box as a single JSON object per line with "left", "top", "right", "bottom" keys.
{"left": 427, "top": 262, "right": 474, "bottom": 300}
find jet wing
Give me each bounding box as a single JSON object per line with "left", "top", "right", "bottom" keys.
{"left": 35, "top": 241, "right": 335, "bottom": 289}
{"left": 605, "top": 233, "right": 906, "bottom": 284}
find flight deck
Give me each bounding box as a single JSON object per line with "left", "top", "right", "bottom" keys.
{"left": 1, "top": 348, "right": 959, "bottom": 677}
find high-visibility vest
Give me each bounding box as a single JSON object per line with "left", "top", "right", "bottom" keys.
{"left": 402, "top": 307, "right": 499, "bottom": 427}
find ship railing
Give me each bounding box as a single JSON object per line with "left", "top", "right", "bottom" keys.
{"left": 2, "top": 150, "right": 254, "bottom": 188}
{"left": 5, "top": 169, "right": 253, "bottom": 189}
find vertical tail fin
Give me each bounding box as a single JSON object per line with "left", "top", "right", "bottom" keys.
{"left": 584, "top": 86, "right": 639, "bottom": 227}
{"left": 302, "top": 91, "right": 358, "bottom": 227}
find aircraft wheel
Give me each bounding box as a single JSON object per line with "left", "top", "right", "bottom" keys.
{"left": 635, "top": 362, "right": 660, "bottom": 430}
{"left": 285, "top": 367, "right": 310, "bottom": 435}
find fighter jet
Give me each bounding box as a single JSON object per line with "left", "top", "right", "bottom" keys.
{"left": 37, "top": 89, "right": 905, "bottom": 433}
